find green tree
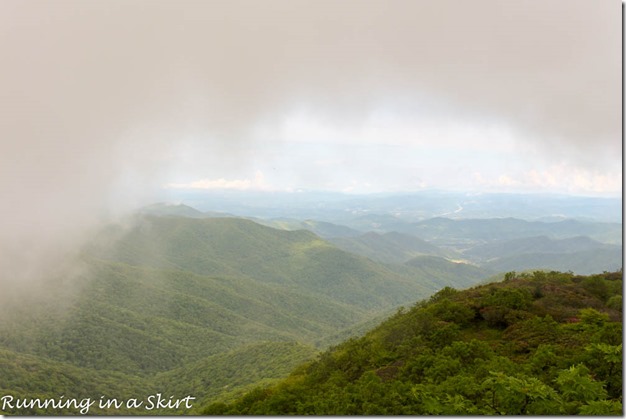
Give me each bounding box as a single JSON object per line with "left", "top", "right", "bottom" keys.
{"left": 579, "top": 308, "right": 610, "bottom": 328}
{"left": 606, "top": 295, "right": 622, "bottom": 312}
{"left": 578, "top": 400, "right": 623, "bottom": 415}
{"left": 554, "top": 364, "right": 608, "bottom": 414}
{"left": 583, "top": 343, "right": 622, "bottom": 398}
{"left": 481, "top": 372, "right": 562, "bottom": 415}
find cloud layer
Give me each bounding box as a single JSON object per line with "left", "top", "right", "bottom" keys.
{"left": 0, "top": 0, "right": 620, "bottom": 291}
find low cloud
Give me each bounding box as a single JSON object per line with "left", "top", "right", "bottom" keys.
{"left": 0, "top": 0, "right": 619, "bottom": 296}
{"left": 473, "top": 164, "right": 621, "bottom": 196}
{"left": 165, "top": 171, "right": 274, "bottom": 191}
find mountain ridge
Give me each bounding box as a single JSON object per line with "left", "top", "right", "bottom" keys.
{"left": 204, "top": 270, "right": 623, "bottom": 415}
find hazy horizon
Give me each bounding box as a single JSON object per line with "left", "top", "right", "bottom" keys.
{"left": 0, "top": 0, "right": 621, "bottom": 291}
{"left": 2, "top": 1, "right": 621, "bottom": 203}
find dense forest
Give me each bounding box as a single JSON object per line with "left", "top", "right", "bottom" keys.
{"left": 0, "top": 212, "right": 621, "bottom": 415}
{"left": 1, "top": 215, "right": 477, "bottom": 415}
{"left": 204, "top": 270, "right": 623, "bottom": 415}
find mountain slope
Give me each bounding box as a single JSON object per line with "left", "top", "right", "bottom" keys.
{"left": 2, "top": 214, "right": 497, "bottom": 414}
{"left": 87, "top": 216, "right": 445, "bottom": 310}
{"left": 410, "top": 217, "right": 622, "bottom": 247}
{"left": 204, "top": 270, "right": 623, "bottom": 415}
{"left": 401, "top": 255, "right": 494, "bottom": 289}
{"left": 328, "top": 231, "right": 459, "bottom": 264}
{"left": 482, "top": 248, "right": 623, "bottom": 275}
{"left": 0, "top": 259, "right": 366, "bottom": 375}
{"left": 254, "top": 218, "right": 362, "bottom": 238}
{"left": 0, "top": 341, "right": 317, "bottom": 415}
{"left": 0, "top": 347, "right": 151, "bottom": 415}
{"left": 0, "top": 256, "right": 356, "bottom": 414}
{"left": 465, "top": 235, "right": 620, "bottom": 262}
{"left": 151, "top": 341, "right": 318, "bottom": 412}
{"left": 139, "top": 202, "right": 208, "bottom": 218}
{"left": 461, "top": 235, "right": 622, "bottom": 275}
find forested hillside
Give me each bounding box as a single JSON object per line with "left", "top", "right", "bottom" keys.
{"left": 328, "top": 231, "right": 459, "bottom": 264}
{"left": 205, "top": 270, "right": 623, "bottom": 415}
{"left": 86, "top": 216, "right": 439, "bottom": 310}
{"left": 1, "top": 214, "right": 492, "bottom": 414}
{"left": 135, "top": 204, "right": 621, "bottom": 276}
{"left": 0, "top": 212, "right": 620, "bottom": 415}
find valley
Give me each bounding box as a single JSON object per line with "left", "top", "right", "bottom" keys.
{"left": 0, "top": 194, "right": 621, "bottom": 415}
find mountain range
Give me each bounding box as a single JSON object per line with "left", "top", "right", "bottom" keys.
{"left": 131, "top": 203, "right": 621, "bottom": 275}
{"left": 0, "top": 212, "right": 491, "bottom": 414}
{"left": 0, "top": 197, "right": 621, "bottom": 414}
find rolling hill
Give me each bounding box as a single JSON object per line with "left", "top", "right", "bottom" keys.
{"left": 328, "top": 231, "right": 460, "bottom": 264}
{"left": 86, "top": 215, "right": 444, "bottom": 310}
{"left": 402, "top": 255, "right": 494, "bottom": 289}
{"left": 482, "top": 248, "right": 623, "bottom": 276}
{"left": 464, "top": 235, "right": 620, "bottom": 262}
{"left": 409, "top": 217, "right": 622, "bottom": 248}
{"left": 462, "top": 235, "right": 622, "bottom": 275}
{"left": 253, "top": 218, "right": 362, "bottom": 239}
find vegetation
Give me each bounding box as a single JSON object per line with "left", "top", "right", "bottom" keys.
{"left": 328, "top": 231, "right": 459, "bottom": 264}
{"left": 151, "top": 341, "right": 317, "bottom": 413}
{"left": 0, "top": 213, "right": 621, "bottom": 415}
{"left": 3, "top": 215, "right": 488, "bottom": 414}
{"left": 410, "top": 217, "right": 621, "bottom": 244}
{"left": 254, "top": 218, "right": 362, "bottom": 239}
{"left": 483, "top": 247, "right": 622, "bottom": 276}
{"left": 0, "top": 348, "right": 151, "bottom": 415}
{"left": 86, "top": 216, "right": 442, "bottom": 310}
{"left": 0, "top": 254, "right": 362, "bottom": 414}
{"left": 0, "top": 342, "right": 314, "bottom": 415}
{"left": 204, "top": 270, "right": 623, "bottom": 415}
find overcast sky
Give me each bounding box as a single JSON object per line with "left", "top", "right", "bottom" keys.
{"left": 0, "top": 0, "right": 621, "bottom": 306}
{"left": 0, "top": 0, "right": 621, "bottom": 225}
